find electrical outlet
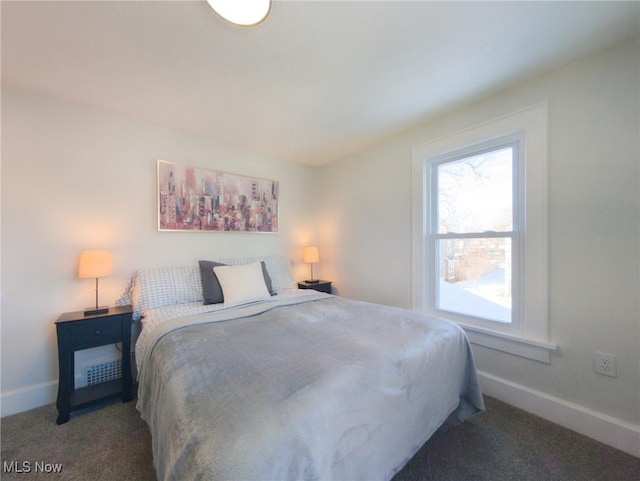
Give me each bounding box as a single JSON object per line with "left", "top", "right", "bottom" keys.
{"left": 594, "top": 352, "right": 617, "bottom": 378}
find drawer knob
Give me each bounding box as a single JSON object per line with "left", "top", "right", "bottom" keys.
{"left": 95, "top": 330, "right": 101, "bottom": 336}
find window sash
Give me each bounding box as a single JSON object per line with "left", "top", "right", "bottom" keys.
{"left": 430, "top": 139, "right": 520, "bottom": 234}
{"left": 432, "top": 234, "right": 515, "bottom": 324}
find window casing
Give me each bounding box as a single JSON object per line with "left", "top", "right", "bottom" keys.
{"left": 411, "top": 103, "right": 554, "bottom": 362}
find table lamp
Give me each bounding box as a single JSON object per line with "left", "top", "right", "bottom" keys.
{"left": 78, "top": 249, "right": 113, "bottom": 316}
{"left": 303, "top": 246, "right": 320, "bottom": 283}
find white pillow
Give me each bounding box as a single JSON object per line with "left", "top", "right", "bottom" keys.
{"left": 218, "top": 255, "right": 296, "bottom": 293}
{"left": 213, "top": 262, "right": 271, "bottom": 306}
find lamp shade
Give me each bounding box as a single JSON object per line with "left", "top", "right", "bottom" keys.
{"left": 78, "top": 250, "right": 113, "bottom": 279}
{"left": 206, "top": 0, "right": 271, "bottom": 26}
{"left": 303, "top": 246, "right": 319, "bottom": 264}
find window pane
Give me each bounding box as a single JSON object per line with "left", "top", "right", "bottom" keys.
{"left": 437, "top": 237, "right": 512, "bottom": 323}
{"left": 437, "top": 147, "right": 513, "bottom": 234}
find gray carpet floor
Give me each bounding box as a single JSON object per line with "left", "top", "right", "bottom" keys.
{"left": 1, "top": 395, "right": 638, "bottom": 480}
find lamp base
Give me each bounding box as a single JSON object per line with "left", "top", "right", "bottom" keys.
{"left": 304, "top": 279, "right": 320, "bottom": 284}
{"left": 84, "top": 306, "right": 109, "bottom": 316}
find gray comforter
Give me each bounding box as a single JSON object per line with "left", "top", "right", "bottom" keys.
{"left": 137, "top": 293, "right": 484, "bottom": 481}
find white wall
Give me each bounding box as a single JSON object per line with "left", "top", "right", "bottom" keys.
{"left": 318, "top": 38, "right": 640, "bottom": 432}
{"left": 1, "top": 85, "right": 319, "bottom": 415}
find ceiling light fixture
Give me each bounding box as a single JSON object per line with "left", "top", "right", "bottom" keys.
{"left": 206, "top": 0, "right": 271, "bottom": 27}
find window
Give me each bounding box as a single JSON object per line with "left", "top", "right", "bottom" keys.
{"left": 431, "top": 137, "right": 520, "bottom": 325}
{"left": 411, "top": 103, "right": 554, "bottom": 362}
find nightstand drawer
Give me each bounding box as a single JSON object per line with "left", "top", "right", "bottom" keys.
{"left": 66, "top": 317, "right": 122, "bottom": 348}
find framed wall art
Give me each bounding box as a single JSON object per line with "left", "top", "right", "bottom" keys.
{"left": 157, "top": 160, "right": 279, "bottom": 233}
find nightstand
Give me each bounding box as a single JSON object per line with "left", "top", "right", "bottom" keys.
{"left": 298, "top": 280, "right": 332, "bottom": 294}
{"left": 55, "top": 305, "right": 133, "bottom": 424}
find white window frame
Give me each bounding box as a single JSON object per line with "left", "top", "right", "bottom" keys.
{"left": 411, "top": 103, "right": 555, "bottom": 362}
{"left": 429, "top": 134, "right": 522, "bottom": 326}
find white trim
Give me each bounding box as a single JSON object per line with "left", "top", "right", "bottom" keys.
{"left": 1, "top": 381, "right": 57, "bottom": 418}
{"left": 478, "top": 370, "right": 640, "bottom": 458}
{"left": 461, "top": 323, "right": 555, "bottom": 363}
{"left": 411, "top": 102, "right": 549, "bottom": 359}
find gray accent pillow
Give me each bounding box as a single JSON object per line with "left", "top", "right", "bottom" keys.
{"left": 199, "top": 260, "right": 227, "bottom": 305}
{"left": 260, "top": 261, "right": 275, "bottom": 296}
{"left": 199, "top": 260, "right": 274, "bottom": 305}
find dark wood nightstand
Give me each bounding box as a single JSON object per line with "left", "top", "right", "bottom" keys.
{"left": 298, "top": 280, "right": 332, "bottom": 294}
{"left": 55, "top": 305, "right": 133, "bottom": 424}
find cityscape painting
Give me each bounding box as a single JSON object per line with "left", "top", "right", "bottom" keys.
{"left": 157, "top": 160, "right": 279, "bottom": 233}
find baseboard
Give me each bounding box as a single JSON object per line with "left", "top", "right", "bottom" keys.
{"left": 1, "top": 381, "right": 57, "bottom": 418}
{"left": 478, "top": 370, "right": 640, "bottom": 458}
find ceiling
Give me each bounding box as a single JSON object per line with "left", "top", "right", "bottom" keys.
{"left": 2, "top": 1, "right": 639, "bottom": 165}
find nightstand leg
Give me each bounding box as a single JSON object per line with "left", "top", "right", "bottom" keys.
{"left": 56, "top": 351, "right": 72, "bottom": 425}
{"left": 121, "top": 346, "right": 132, "bottom": 403}
{"left": 56, "top": 411, "right": 70, "bottom": 425}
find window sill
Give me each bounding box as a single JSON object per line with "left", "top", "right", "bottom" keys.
{"left": 457, "top": 322, "right": 556, "bottom": 363}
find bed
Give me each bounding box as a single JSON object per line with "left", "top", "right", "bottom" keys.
{"left": 119, "top": 256, "right": 484, "bottom": 481}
